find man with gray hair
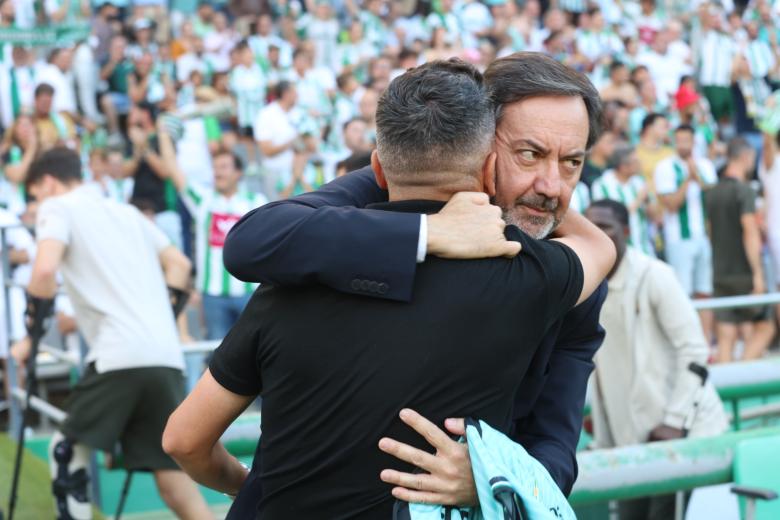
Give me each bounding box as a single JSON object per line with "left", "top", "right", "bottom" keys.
{"left": 224, "top": 52, "right": 608, "bottom": 506}
{"left": 162, "top": 59, "right": 614, "bottom": 518}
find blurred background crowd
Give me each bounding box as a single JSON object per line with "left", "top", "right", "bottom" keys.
{"left": 0, "top": 0, "right": 778, "bottom": 362}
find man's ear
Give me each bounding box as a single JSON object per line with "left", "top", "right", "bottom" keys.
{"left": 482, "top": 152, "right": 497, "bottom": 197}
{"left": 371, "top": 150, "right": 388, "bottom": 190}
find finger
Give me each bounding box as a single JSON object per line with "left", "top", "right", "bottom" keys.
{"left": 463, "top": 192, "right": 488, "bottom": 205}
{"left": 378, "top": 437, "right": 441, "bottom": 472}
{"left": 444, "top": 418, "right": 466, "bottom": 436}
{"left": 391, "top": 486, "right": 448, "bottom": 506}
{"left": 500, "top": 241, "right": 522, "bottom": 258}
{"left": 399, "top": 409, "right": 458, "bottom": 454}
{"left": 380, "top": 469, "right": 445, "bottom": 494}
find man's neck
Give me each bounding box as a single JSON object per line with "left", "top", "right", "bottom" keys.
{"left": 615, "top": 169, "right": 632, "bottom": 183}
{"left": 218, "top": 186, "right": 239, "bottom": 198}
{"left": 639, "top": 136, "right": 661, "bottom": 150}
{"left": 387, "top": 182, "right": 481, "bottom": 203}
{"left": 723, "top": 164, "right": 744, "bottom": 181}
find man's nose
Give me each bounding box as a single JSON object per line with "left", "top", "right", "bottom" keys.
{"left": 534, "top": 160, "right": 562, "bottom": 199}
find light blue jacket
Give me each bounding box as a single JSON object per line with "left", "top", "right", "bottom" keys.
{"left": 395, "top": 419, "right": 576, "bottom": 520}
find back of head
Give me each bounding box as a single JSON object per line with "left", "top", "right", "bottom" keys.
{"left": 484, "top": 52, "right": 603, "bottom": 149}
{"left": 727, "top": 136, "right": 751, "bottom": 162}
{"left": 375, "top": 58, "right": 494, "bottom": 189}
{"left": 26, "top": 146, "right": 82, "bottom": 192}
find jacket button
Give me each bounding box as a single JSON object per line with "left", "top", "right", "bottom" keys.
{"left": 350, "top": 279, "right": 361, "bottom": 291}
{"left": 377, "top": 283, "right": 389, "bottom": 295}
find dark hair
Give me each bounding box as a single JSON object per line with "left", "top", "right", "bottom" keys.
{"left": 674, "top": 124, "right": 695, "bottom": 136}
{"left": 343, "top": 117, "right": 366, "bottom": 132}
{"left": 727, "top": 136, "right": 753, "bottom": 160}
{"left": 484, "top": 52, "right": 603, "bottom": 149}
{"left": 234, "top": 39, "right": 250, "bottom": 52}
{"left": 35, "top": 83, "right": 55, "bottom": 98}
{"left": 336, "top": 72, "right": 355, "bottom": 90}
{"left": 398, "top": 48, "right": 419, "bottom": 63}
{"left": 213, "top": 148, "right": 244, "bottom": 171}
{"left": 134, "top": 100, "right": 158, "bottom": 120}
{"left": 274, "top": 80, "right": 294, "bottom": 99}
{"left": 640, "top": 112, "right": 666, "bottom": 135}
{"left": 26, "top": 147, "right": 82, "bottom": 191}
{"left": 609, "top": 61, "right": 627, "bottom": 75}
{"left": 589, "top": 199, "right": 629, "bottom": 227}
{"left": 375, "top": 58, "right": 494, "bottom": 180}
{"left": 337, "top": 151, "right": 373, "bottom": 174}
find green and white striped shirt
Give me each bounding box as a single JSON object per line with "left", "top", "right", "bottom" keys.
{"left": 569, "top": 181, "right": 591, "bottom": 214}
{"left": 591, "top": 170, "right": 654, "bottom": 255}
{"left": 698, "top": 31, "right": 736, "bottom": 87}
{"left": 229, "top": 64, "right": 267, "bottom": 129}
{"left": 182, "top": 182, "right": 268, "bottom": 297}
{"left": 654, "top": 156, "right": 717, "bottom": 243}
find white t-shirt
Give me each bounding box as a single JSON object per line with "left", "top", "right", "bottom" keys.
{"left": 36, "top": 64, "right": 77, "bottom": 114}
{"left": 759, "top": 154, "right": 780, "bottom": 240}
{"left": 654, "top": 155, "right": 717, "bottom": 243}
{"left": 0, "top": 209, "right": 34, "bottom": 357}
{"left": 36, "top": 185, "right": 184, "bottom": 373}
{"left": 254, "top": 101, "right": 297, "bottom": 178}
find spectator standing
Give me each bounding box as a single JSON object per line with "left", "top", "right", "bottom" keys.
{"left": 636, "top": 112, "right": 673, "bottom": 185}
{"left": 654, "top": 124, "right": 717, "bottom": 335}
{"left": 592, "top": 146, "right": 656, "bottom": 256}
{"left": 761, "top": 127, "right": 780, "bottom": 329}
{"left": 697, "top": 4, "right": 737, "bottom": 124}
{"left": 254, "top": 80, "right": 299, "bottom": 199}
{"left": 158, "top": 125, "right": 266, "bottom": 343}
{"left": 33, "top": 83, "right": 77, "bottom": 151}
{"left": 707, "top": 137, "right": 776, "bottom": 362}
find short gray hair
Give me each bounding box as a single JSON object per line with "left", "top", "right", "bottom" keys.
{"left": 375, "top": 59, "right": 495, "bottom": 183}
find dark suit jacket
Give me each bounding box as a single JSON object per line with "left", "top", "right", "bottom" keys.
{"left": 223, "top": 167, "right": 606, "bottom": 497}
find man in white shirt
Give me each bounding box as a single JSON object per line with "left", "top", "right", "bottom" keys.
{"left": 637, "top": 30, "right": 689, "bottom": 106}
{"left": 654, "top": 125, "right": 717, "bottom": 334}
{"left": 36, "top": 48, "right": 78, "bottom": 117}
{"left": 12, "top": 147, "right": 213, "bottom": 520}
{"left": 254, "top": 81, "right": 299, "bottom": 199}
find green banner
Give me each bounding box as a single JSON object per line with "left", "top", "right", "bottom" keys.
{"left": 0, "top": 23, "right": 90, "bottom": 46}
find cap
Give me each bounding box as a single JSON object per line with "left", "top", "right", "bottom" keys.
{"left": 675, "top": 85, "right": 700, "bottom": 110}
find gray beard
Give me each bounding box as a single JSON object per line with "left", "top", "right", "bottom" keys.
{"left": 502, "top": 210, "right": 559, "bottom": 239}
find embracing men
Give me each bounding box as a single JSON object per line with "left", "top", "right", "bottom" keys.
{"left": 163, "top": 55, "right": 614, "bottom": 518}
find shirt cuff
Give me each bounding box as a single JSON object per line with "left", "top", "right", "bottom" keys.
{"left": 416, "top": 214, "right": 427, "bottom": 263}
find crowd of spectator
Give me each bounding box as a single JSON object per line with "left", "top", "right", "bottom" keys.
{"left": 0, "top": 0, "right": 778, "bottom": 356}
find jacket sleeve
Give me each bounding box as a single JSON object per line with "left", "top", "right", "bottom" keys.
{"left": 647, "top": 262, "right": 711, "bottom": 429}
{"left": 222, "top": 167, "right": 422, "bottom": 302}
{"left": 511, "top": 281, "right": 607, "bottom": 495}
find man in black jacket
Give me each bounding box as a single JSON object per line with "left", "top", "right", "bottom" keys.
{"left": 222, "top": 52, "right": 607, "bottom": 505}
{"left": 162, "top": 59, "right": 614, "bottom": 518}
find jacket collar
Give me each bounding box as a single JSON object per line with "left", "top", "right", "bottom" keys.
{"left": 366, "top": 199, "right": 446, "bottom": 215}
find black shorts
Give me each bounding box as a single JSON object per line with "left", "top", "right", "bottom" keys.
{"left": 714, "top": 282, "right": 771, "bottom": 324}
{"left": 61, "top": 364, "right": 185, "bottom": 471}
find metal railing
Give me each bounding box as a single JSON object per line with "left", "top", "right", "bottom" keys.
{"left": 692, "top": 292, "right": 780, "bottom": 310}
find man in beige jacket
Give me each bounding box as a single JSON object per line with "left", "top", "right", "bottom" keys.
{"left": 585, "top": 199, "right": 728, "bottom": 520}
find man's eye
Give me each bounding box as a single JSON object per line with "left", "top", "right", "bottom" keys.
{"left": 564, "top": 159, "right": 582, "bottom": 169}
{"left": 519, "top": 150, "right": 537, "bottom": 161}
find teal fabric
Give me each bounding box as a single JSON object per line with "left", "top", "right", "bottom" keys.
{"left": 407, "top": 419, "right": 575, "bottom": 520}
